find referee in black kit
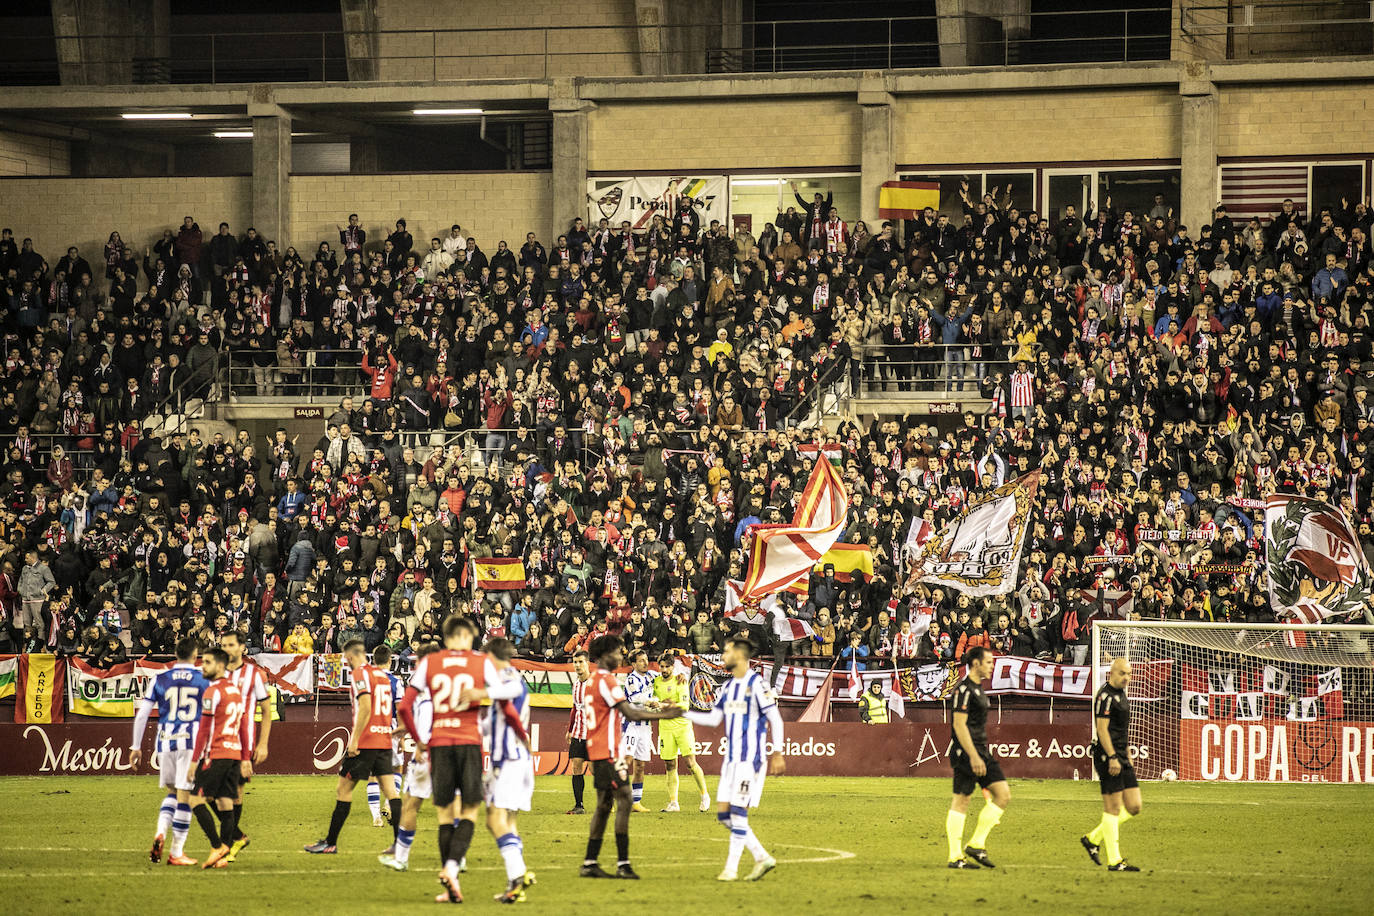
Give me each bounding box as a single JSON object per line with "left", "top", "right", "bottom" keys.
{"left": 1082, "top": 657, "right": 1143, "bottom": 872}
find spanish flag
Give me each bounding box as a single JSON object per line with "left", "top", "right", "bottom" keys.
{"left": 878, "top": 180, "right": 941, "bottom": 219}
{"left": 472, "top": 557, "right": 528, "bottom": 591}
{"left": 15, "top": 654, "right": 65, "bottom": 723}
{"left": 814, "top": 543, "right": 874, "bottom": 583}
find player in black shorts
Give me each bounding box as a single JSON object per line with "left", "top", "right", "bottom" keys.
{"left": 945, "top": 646, "right": 1010, "bottom": 870}
{"left": 1082, "top": 657, "right": 1142, "bottom": 872}
{"left": 566, "top": 651, "right": 591, "bottom": 814}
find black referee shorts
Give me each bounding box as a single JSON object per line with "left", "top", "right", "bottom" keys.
{"left": 430, "top": 744, "right": 483, "bottom": 809}
{"left": 339, "top": 747, "right": 395, "bottom": 783}
{"left": 950, "top": 745, "right": 1006, "bottom": 797}
{"left": 1092, "top": 747, "right": 1139, "bottom": 795}
{"left": 195, "top": 758, "right": 242, "bottom": 801}
{"left": 568, "top": 737, "right": 588, "bottom": 760}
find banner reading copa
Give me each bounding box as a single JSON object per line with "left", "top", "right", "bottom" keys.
{"left": 586, "top": 176, "right": 727, "bottom": 230}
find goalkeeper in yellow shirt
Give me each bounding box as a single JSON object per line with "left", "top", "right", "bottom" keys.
{"left": 651, "top": 651, "right": 711, "bottom": 812}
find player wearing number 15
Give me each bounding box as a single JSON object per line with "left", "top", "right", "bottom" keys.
{"left": 130, "top": 636, "right": 208, "bottom": 866}
{"left": 304, "top": 640, "right": 400, "bottom": 855}
{"left": 398, "top": 615, "right": 523, "bottom": 904}
{"left": 1081, "top": 657, "right": 1143, "bottom": 873}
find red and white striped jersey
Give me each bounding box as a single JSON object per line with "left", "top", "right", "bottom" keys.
{"left": 408, "top": 649, "right": 493, "bottom": 747}
{"left": 1010, "top": 370, "right": 1036, "bottom": 408}
{"left": 193, "top": 679, "right": 248, "bottom": 762}
{"left": 225, "top": 659, "right": 269, "bottom": 760}
{"left": 568, "top": 678, "right": 589, "bottom": 740}
{"left": 584, "top": 670, "right": 626, "bottom": 761}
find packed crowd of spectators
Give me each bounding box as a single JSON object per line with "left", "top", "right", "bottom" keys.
{"left": 2, "top": 179, "right": 1373, "bottom": 675}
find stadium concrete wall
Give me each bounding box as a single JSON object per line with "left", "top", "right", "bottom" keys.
{"left": 289, "top": 172, "right": 554, "bottom": 254}
{"left": 1216, "top": 83, "right": 1374, "bottom": 158}
{"left": 373, "top": 0, "right": 640, "bottom": 81}
{"left": 893, "top": 88, "right": 1183, "bottom": 167}
{"left": 587, "top": 98, "right": 862, "bottom": 173}
{"left": 0, "top": 176, "right": 252, "bottom": 272}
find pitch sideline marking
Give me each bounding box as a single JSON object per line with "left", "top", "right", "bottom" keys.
{"left": 2, "top": 842, "right": 855, "bottom": 872}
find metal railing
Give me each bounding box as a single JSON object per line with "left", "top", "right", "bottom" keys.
{"left": 224, "top": 348, "right": 364, "bottom": 404}
{"left": 857, "top": 344, "right": 1018, "bottom": 396}
{"left": 0, "top": 10, "right": 1180, "bottom": 86}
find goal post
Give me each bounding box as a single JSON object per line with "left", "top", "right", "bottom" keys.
{"left": 1090, "top": 621, "right": 1374, "bottom": 783}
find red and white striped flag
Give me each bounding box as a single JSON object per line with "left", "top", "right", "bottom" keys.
{"left": 771, "top": 612, "right": 815, "bottom": 643}
{"left": 741, "top": 457, "right": 848, "bottom": 600}
{"left": 1219, "top": 165, "right": 1307, "bottom": 225}
{"left": 845, "top": 655, "right": 861, "bottom": 701}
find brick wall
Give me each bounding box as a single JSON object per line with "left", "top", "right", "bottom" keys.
{"left": 1218, "top": 83, "right": 1374, "bottom": 157}
{"left": 588, "top": 98, "right": 861, "bottom": 173}
{"left": 374, "top": 0, "right": 639, "bottom": 80}
{"left": 894, "top": 88, "right": 1182, "bottom": 166}
{"left": 289, "top": 172, "right": 554, "bottom": 256}
{"left": 0, "top": 177, "right": 250, "bottom": 274}
{"left": 0, "top": 131, "right": 71, "bottom": 177}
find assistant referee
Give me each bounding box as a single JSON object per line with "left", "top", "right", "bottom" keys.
{"left": 1081, "top": 657, "right": 1142, "bottom": 872}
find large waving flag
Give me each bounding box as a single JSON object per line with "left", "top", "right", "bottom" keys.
{"left": 741, "top": 457, "right": 848, "bottom": 600}
{"left": 472, "top": 557, "right": 528, "bottom": 591}
{"left": 814, "top": 543, "right": 873, "bottom": 582}
{"left": 1264, "top": 494, "right": 1372, "bottom": 623}
{"left": 723, "top": 578, "right": 807, "bottom": 625}
{"left": 905, "top": 470, "right": 1039, "bottom": 597}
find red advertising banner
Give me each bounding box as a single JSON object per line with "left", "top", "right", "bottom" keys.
{"left": 1178, "top": 720, "right": 1374, "bottom": 783}
{"left": 0, "top": 708, "right": 1128, "bottom": 780}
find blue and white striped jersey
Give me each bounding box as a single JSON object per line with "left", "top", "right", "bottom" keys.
{"left": 148, "top": 663, "right": 209, "bottom": 752}
{"left": 487, "top": 670, "right": 530, "bottom": 767}
{"left": 715, "top": 671, "right": 776, "bottom": 770}
{"left": 622, "top": 669, "right": 654, "bottom": 735}
{"left": 625, "top": 670, "right": 654, "bottom": 705}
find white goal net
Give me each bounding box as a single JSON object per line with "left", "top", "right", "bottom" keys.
{"left": 1090, "top": 622, "right": 1374, "bottom": 783}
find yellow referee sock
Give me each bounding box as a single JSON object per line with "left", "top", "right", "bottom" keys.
{"left": 1087, "top": 813, "right": 1109, "bottom": 845}
{"left": 945, "top": 810, "right": 967, "bottom": 861}
{"left": 1102, "top": 813, "right": 1121, "bottom": 866}
{"left": 968, "top": 802, "right": 1003, "bottom": 849}
{"left": 1117, "top": 809, "right": 1134, "bottom": 827}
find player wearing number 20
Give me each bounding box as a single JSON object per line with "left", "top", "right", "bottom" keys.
{"left": 398, "top": 615, "right": 523, "bottom": 904}
{"left": 304, "top": 640, "right": 401, "bottom": 855}
{"left": 1081, "top": 657, "right": 1142, "bottom": 872}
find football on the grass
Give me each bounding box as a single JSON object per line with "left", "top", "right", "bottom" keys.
{"left": 1161, "top": 768, "right": 1178, "bottom": 781}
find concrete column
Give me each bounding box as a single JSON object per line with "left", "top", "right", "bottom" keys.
{"left": 859, "top": 73, "right": 894, "bottom": 231}
{"left": 550, "top": 78, "right": 592, "bottom": 245}
{"left": 633, "top": 0, "right": 666, "bottom": 76}
{"left": 251, "top": 94, "right": 292, "bottom": 249}
{"left": 52, "top": 0, "right": 135, "bottom": 85}
{"left": 1179, "top": 64, "right": 1218, "bottom": 238}
{"left": 340, "top": 0, "right": 380, "bottom": 81}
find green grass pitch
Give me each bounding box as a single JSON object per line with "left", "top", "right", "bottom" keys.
{"left": 0, "top": 775, "right": 1369, "bottom": 914}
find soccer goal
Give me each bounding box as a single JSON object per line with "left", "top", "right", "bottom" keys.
{"left": 1090, "top": 621, "right": 1374, "bottom": 783}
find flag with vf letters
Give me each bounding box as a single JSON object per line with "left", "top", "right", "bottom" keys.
{"left": 1265, "top": 495, "right": 1372, "bottom": 623}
